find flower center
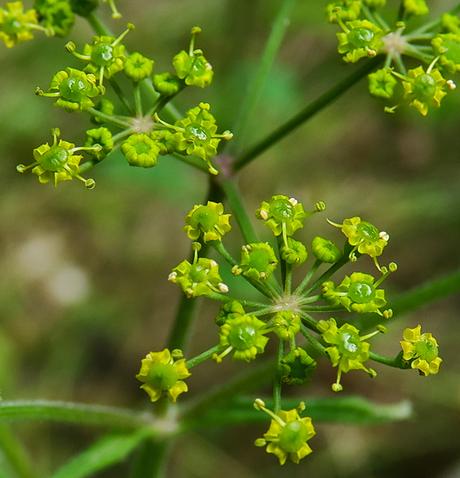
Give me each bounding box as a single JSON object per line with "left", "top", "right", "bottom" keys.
{"left": 60, "top": 76, "right": 88, "bottom": 102}
{"left": 186, "top": 124, "right": 208, "bottom": 142}
{"left": 382, "top": 31, "right": 408, "bottom": 57}
{"left": 40, "top": 146, "right": 69, "bottom": 171}
{"left": 4, "top": 17, "right": 22, "bottom": 34}
{"left": 348, "top": 28, "right": 375, "bottom": 49}
{"left": 270, "top": 198, "right": 294, "bottom": 222}
{"left": 246, "top": 249, "right": 272, "bottom": 271}
{"left": 228, "top": 323, "right": 257, "bottom": 350}
{"left": 91, "top": 43, "right": 114, "bottom": 66}
{"left": 356, "top": 221, "right": 379, "bottom": 241}
{"left": 147, "top": 363, "right": 178, "bottom": 390}
{"left": 192, "top": 206, "right": 219, "bottom": 230}
{"left": 133, "top": 140, "right": 152, "bottom": 155}
{"left": 415, "top": 339, "right": 438, "bottom": 362}
{"left": 339, "top": 331, "right": 360, "bottom": 355}
{"left": 279, "top": 421, "right": 310, "bottom": 453}
{"left": 443, "top": 39, "right": 460, "bottom": 64}
{"left": 413, "top": 74, "right": 436, "bottom": 101}
{"left": 189, "top": 263, "right": 209, "bottom": 283}
{"left": 348, "top": 281, "right": 375, "bottom": 304}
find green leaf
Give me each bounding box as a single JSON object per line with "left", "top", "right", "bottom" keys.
{"left": 0, "top": 401, "right": 148, "bottom": 430}
{"left": 187, "top": 395, "right": 412, "bottom": 429}
{"left": 51, "top": 431, "right": 150, "bottom": 478}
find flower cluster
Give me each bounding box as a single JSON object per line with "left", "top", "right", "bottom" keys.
{"left": 137, "top": 195, "right": 442, "bottom": 465}
{"left": 18, "top": 24, "right": 233, "bottom": 187}
{"left": 326, "top": 0, "right": 460, "bottom": 115}
{"left": 0, "top": 0, "right": 122, "bottom": 48}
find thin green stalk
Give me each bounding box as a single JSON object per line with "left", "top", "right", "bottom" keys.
{"left": 285, "top": 264, "right": 292, "bottom": 294}
{"left": 303, "top": 254, "right": 350, "bottom": 296}
{"left": 230, "top": 0, "right": 296, "bottom": 153}
{"left": 187, "top": 345, "right": 222, "bottom": 369}
{"left": 87, "top": 107, "right": 131, "bottom": 129}
{"left": 86, "top": 11, "right": 111, "bottom": 36}
{"left": 300, "top": 313, "right": 319, "bottom": 332}
{"left": 134, "top": 83, "right": 143, "bottom": 117}
{"left": 234, "top": 57, "right": 382, "bottom": 171}
{"left": 213, "top": 241, "right": 238, "bottom": 266}
{"left": 112, "top": 128, "right": 135, "bottom": 144}
{"left": 180, "top": 359, "right": 276, "bottom": 423}
{"left": 0, "top": 400, "right": 149, "bottom": 430}
{"left": 218, "top": 177, "right": 258, "bottom": 243}
{"left": 273, "top": 340, "right": 284, "bottom": 413}
{"left": 369, "top": 351, "right": 407, "bottom": 369}
{"left": 295, "top": 259, "right": 321, "bottom": 295}
{"left": 171, "top": 152, "right": 209, "bottom": 173}
{"left": 302, "top": 305, "right": 345, "bottom": 312}
{"left": 109, "top": 79, "right": 135, "bottom": 115}
{"left": 78, "top": 159, "right": 98, "bottom": 174}
{"left": 300, "top": 324, "right": 325, "bottom": 354}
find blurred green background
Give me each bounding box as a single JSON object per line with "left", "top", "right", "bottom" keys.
{"left": 0, "top": 0, "right": 460, "bottom": 476}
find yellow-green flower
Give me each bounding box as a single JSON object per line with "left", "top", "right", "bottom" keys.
{"left": 232, "top": 242, "right": 278, "bottom": 281}
{"left": 280, "top": 347, "right": 316, "bottom": 385}
{"left": 0, "top": 1, "right": 49, "bottom": 48}
{"left": 184, "top": 202, "right": 231, "bottom": 243}
{"left": 172, "top": 26, "right": 213, "bottom": 88}
{"left": 67, "top": 24, "right": 133, "bottom": 86}
{"left": 318, "top": 318, "right": 377, "bottom": 391}
{"left": 121, "top": 134, "right": 160, "bottom": 168}
{"left": 280, "top": 238, "right": 308, "bottom": 266}
{"left": 153, "top": 72, "right": 182, "bottom": 96}
{"left": 168, "top": 257, "right": 228, "bottom": 298}
{"left": 432, "top": 34, "right": 460, "bottom": 74}
{"left": 170, "top": 103, "right": 233, "bottom": 174}
{"left": 329, "top": 216, "right": 389, "bottom": 269}
{"left": 442, "top": 13, "right": 460, "bottom": 34}
{"left": 35, "top": 0, "right": 75, "bottom": 37}
{"left": 326, "top": 1, "right": 361, "bottom": 24}
{"left": 337, "top": 19, "right": 383, "bottom": 63}
{"left": 402, "top": 66, "right": 449, "bottom": 116}
{"left": 364, "top": 0, "right": 386, "bottom": 6}
{"left": 272, "top": 311, "right": 301, "bottom": 340}
{"left": 136, "top": 349, "right": 191, "bottom": 403}
{"left": 17, "top": 128, "right": 97, "bottom": 188}
{"left": 400, "top": 325, "right": 442, "bottom": 376}
{"left": 322, "top": 272, "right": 387, "bottom": 314}
{"left": 254, "top": 400, "right": 316, "bottom": 465}
{"left": 311, "top": 236, "right": 342, "bottom": 263}
{"left": 368, "top": 67, "right": 398, "bottom": 99}
{"left": 37, "top": 68, "right": 100, "bottom": 111}
{"left": 214, "top": 314, "right": 269, "bottom": 362}
{"left": 124, "top": 52, "right": 154, "bottom": 82}
{"left": 404, "top": 0, "right": 429, "bottom": 16}
{"left": 215, "top": 300, "right": 245, "bottom": 326}
{"left": 256, "top": 195, "right": 307, "bottom": 238}
{"left": 85, "top": 127, "right": 113, "bottom": 160}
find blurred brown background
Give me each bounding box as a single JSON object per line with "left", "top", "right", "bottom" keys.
{"left": 0, "top": 0, "right": 459, "bottom": 476}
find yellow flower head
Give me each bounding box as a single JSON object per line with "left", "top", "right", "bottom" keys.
{"left": 400, "top": 325, "right": 442, "bottom": 376}
{"left": 136, "top": 349, "right": 191, "bottom": 402}
{"left": 254, "top": 399, "right": 316, "bottom": 465}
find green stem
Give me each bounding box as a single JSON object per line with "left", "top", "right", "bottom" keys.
{"left": 134, "top": 83, "right": 143, "bottom": 117}
{"left": 301, "top": 305, "right": 345, "bottom": 312}
{"left": 213, "top": 241, "right": 238, "bottom": 266}
{"left": 369, "top": 351, "right": 408, "bottom": 369}
{"left": 300, "top": 313, "right": 319, "bottom": 332}
{"left": 112, "top": 128, "right": 135, "bottom": 144}
{"left": 171, "top": 152, "right": 209, "bottom": 173}
{"left": 230, "top": 0, "right": 296, "bottom": 153}
{"left": 186, "top": 345, "right": 222, "bottom": 369}
{"left": 86, "top": 12, "right": 111, "bottom": 36}
{"left": 87, "top": 107, "right": 131, "bottom": 129}
{"left": 300, "top": 324, "right": 325, "bottom": 354}
{"left": 0, "top": 400, "right": 149, "bottom": 430}
{"left": 294, "top": 259, "right": 321, "bottom": 295}
{"left": 273, "top": 340, "right": 284, "bottom": 413}
{"left": 180, "top": 359, "right": 276, "bottom": 423}
{"left": 109, "top": 79, "right": 135, "bottom": 115}
{"left": 218, "top": 178, "right": 258, "bottom": 243}
{"left": 234, "top": 57, "right": 382, "bottom": 171}
{"left": 303, "top": 254, "right": 350, "bottom": 296}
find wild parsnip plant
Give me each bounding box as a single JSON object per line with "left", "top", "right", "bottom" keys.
{"left": 0, "top": 0, "right": 458, "bottom": 476}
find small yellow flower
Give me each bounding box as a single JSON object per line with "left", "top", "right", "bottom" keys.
{"left": 254, "top": 399, "right": 316, "bottom": 465}
{"left": 400, "top": 325, "right": 442, "bottom": 376}
{"left": 136, "top": 349, "right": 191, "bottom": 402}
